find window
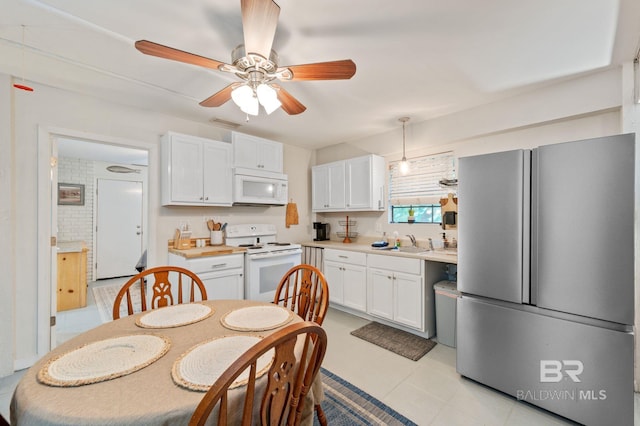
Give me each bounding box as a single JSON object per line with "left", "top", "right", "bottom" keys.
{"left": 389, "top": 152, "right": 456, "bottom": 224}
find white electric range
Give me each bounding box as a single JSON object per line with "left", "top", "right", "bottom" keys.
{"left": 225, "top": 224, "right": 302, "bottom": 301}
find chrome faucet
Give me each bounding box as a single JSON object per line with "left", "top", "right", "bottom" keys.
{"left": 406, "top": 234, "right": 417, "bottom": 247}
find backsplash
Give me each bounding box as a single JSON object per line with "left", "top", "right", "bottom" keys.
{"left": 315, "top": 211, "right": 457, "bottom": 248}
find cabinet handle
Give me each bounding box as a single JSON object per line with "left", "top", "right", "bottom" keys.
{"left": 205, "top": 197, "right": 209, "bottom": 200}
{"left": 136, "top": 232, "right": 141, "bottom": 235}
{"left": 199, "top": 196, "right": 204, "bottom": 200}
{"left": 211, "top": 263, "right": 228, "bottom": 269}
{"left": 387, "top": 276, "right": 392, "bottom": 280}
{"left": 338, "top": 255, "right": 348, "bottom": 259}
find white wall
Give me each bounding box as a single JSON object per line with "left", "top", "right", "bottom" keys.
{"left": 1, "top": 78, "right": 313, "bottom": 372}
{"left": 0, "top": 75, "right": 15, "bottom": 377}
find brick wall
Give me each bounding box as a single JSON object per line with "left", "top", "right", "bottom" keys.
{"left": 57, "top": 157, "right": 94, "bottom": 282}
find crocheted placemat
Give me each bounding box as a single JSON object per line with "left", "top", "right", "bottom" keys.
{"left": 136, "top": 303, "right": 214, "bottom": 329}
{"left": 38, "top": 334, "right": 171, "bottom": 387}
{"left": 220, "top": 305, "right": 294, "bottom": 331}
{"left": 172, "top": 335, "right": 274, "bottom": 391}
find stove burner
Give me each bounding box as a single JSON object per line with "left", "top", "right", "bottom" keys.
{"left": 268, "top": 242, "right": 291, "bottom": 246}
{"left": 239, "top": 244, "right": 262, "bottom": 249}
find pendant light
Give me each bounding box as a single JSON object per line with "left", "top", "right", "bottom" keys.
{"left": 399, "top": 117, "right": 410, "bottom": 175}
{"left": 13, "top": 25, "right": 34, "bottom": 92}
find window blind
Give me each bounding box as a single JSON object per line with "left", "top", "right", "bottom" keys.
{"left": 389, "top": 152, "right": 456, "bottom": 205}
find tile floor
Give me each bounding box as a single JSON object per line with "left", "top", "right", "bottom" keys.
{"left": 2, "top": 286, "right": 639, "bottom": 425}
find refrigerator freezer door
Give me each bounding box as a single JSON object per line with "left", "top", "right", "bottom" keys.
{"left": 457, "top": 296, "right": 634, "bottom": 426}
{"left": 533, "top": 134, "right": 634, "bottom": 325}
{"left": 458, "top": 150, "right": 530, "bottom": 304}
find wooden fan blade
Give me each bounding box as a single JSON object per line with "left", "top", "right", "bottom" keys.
{"left": 135, "top": 40, "right": 227, "bottom": 71}
{"left": 241, "top": 0, "right": 280, "bottom": 58}
{"left": 279, "top": 59, "right": 356, "bottom": 81}
{"left": 272, "top": 84, "right": 306, "bottom": 115}
{"left": 199, "top": 84, "right": 238, "bottom": 107}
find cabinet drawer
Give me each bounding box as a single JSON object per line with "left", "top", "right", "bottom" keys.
{"left": 182, "top": 254, "right": 244, "bottom": 273}
{"left": 324, "top": 249, "right": 366, "bottom": 266}
{"left": 367, "top": 254, "right": 422, "bottom": 275}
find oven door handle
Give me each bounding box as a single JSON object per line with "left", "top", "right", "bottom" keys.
{"left": 248, "top": 249, "right": 302, "bottom": 260}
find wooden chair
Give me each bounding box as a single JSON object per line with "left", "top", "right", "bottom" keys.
{"left": 112, "top": 266, "right": 207, "bottom": 320}
{"left": 273, "top": 264, "right": 329, "bottom": 326}
{"left": 189, "top": 321, "right": 327, "bottom": 426}
{"left": 0, "top": 413, "right": 9, "bottom": 426}
{"left": 273, "top": 264, "right": 329, "bottom": 425}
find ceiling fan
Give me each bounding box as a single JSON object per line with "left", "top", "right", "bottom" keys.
{"left": 135, "top": 0, "right": 356, "bottom": 116}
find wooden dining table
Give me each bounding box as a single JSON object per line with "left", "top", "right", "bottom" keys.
{"left": 10, "top": 299, "right": 322, "bottom": 425}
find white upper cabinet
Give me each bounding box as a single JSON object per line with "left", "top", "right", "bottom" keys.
{"left": 231, "top": 132, "right": 283, "bottom": 174}
{"left": 161, "top": 132, "right": 232, "bottom": 206}
{"left": 312, "top": 161, "right": 346, "bottom": 211}
{"left": 312, "top": 154, "right": 385, "bottom": 212}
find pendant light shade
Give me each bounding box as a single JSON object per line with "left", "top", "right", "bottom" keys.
{"left": 399, "top": 117, "right": 410, "bottom": 175}
{"left": 231, "top": 83, "right": 282, "bottom": 116}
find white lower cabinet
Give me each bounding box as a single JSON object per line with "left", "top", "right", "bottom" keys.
{"left": 168, "top": 253, "right": 244, "bottom": 300}
{"left": 367, "top": 254, "right": 424, "bottom": 331}
{"left": 323, "top": 249, "right": 367, "bottom": 312}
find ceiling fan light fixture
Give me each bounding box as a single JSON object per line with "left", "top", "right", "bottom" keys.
{"left": 257, "top": 83, "right": 281, "bottom": 114}
{"left": 231, "top": 85, "right": 259, "bottom": 116}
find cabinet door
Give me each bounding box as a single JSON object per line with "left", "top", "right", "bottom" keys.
{"left": 203, "top": 142, "right": 232, "bottom": 205}
{"left": 233, "top": 133, "right": 283, "bottom": 173}
{"left": 258, "top": 140, "right": 283, "bottom": 173}
{"left": 342, "top": 264, "right": 367, "bottom": 312}
{"left": 311, "top": 166, "right": 329, "bottom": 211}
{"left": 324, "top": 261, "right": 344, "bottom": 305}
{"left": 170, "top": 135, "right": 204, "bottom": 203}
{"left": 393, "top": 271, "right": 423, "bottom": 330}
{"left": 57, "top": 252, "right": 86, "bottom": 311}
{"left": 367, "top": 268, "right": 393, "bottom": 320}
{"left": 201, "top": 271, "right": 244, "bottom": 300}
{"left": 327, "top": 162, "right": 346, "bottom": 209}
{"left": 346, "top": 156, "right": 371, "bottom": 209}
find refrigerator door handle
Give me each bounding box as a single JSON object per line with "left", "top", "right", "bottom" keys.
{"left": 522, "top": 150, "right": 531, "bottom": 304}
{"left": 529, "top": 149, "right": 538, "bottom": 305}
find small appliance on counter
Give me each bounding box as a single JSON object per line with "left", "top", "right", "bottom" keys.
{"left": 313, "top": 222, "right": 330, "bottom": 241}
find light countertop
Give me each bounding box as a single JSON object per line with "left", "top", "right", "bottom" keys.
{"left": 57, "top": 241, "right": 88, "bottom": 253}
{"left": 300, "top": 240, "right": 457, "bottom": 264}
{"left": 168, "top": 245, "right": 246, "bottom": 259}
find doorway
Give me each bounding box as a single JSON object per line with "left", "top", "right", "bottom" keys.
{"left": 52, "top": 134, "right": 150, "bottom": 346}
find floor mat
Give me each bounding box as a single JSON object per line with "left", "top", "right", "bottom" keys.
{"left": 315, "top": 368, "right": 417, "bottom": 425}
{"left": 350, "top": 322, "right": 436, "bottom": 361}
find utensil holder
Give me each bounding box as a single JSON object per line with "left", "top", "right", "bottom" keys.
{"left": 210, "top": 231, "right": 223, "bottom": 246}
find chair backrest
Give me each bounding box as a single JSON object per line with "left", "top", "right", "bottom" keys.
{"left": 189, "top": 321, "right": 327, "bottom": 426}
{"left": 112, "top": 266, "right": 207, "bottom": 320}
{"left": 273, "top": 264, "right": 329, "bottom": 326}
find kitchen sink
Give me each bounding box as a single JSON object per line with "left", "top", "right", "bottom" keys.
{"left": 395, "top": 246, "right": 430, "bottom": 253}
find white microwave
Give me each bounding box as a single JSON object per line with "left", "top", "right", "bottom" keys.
{"left": 233, "top": 168, "right": 288, "bottom": 206}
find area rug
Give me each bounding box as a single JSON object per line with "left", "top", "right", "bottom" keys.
{"left": 350, "top": 322, "right": 436, "bottom": 361}
{"left": 315, "top": 368, "right": 417, "bottom": 426}
{"left": 92, "top": 281, "right": 142, "bottom": 323}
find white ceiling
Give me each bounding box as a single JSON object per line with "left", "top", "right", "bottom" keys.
{"left": 2, "top": 0, "right": 640, "bottom": 151}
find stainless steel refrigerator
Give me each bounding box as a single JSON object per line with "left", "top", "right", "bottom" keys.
{"left": 456, "top": 134, "right": 635, "bottom": 425}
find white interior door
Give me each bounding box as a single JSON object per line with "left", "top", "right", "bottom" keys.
{"left": 96, "top": 179, "right": 143, "bottom": 279}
